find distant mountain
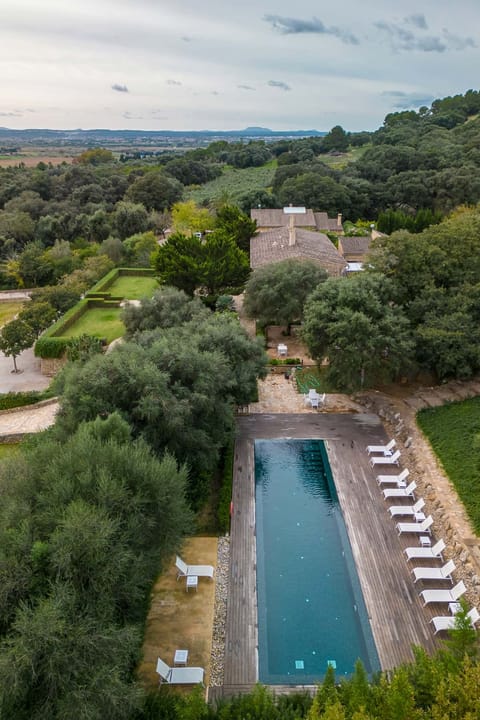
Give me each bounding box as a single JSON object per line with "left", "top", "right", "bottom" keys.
{"left": 0, "top": 126, "right": 326, "bottom": 147}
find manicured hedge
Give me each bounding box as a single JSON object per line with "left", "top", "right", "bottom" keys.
{"left": 35, "top": 268, "right": 156, "bottom": 359}
{"left": 87, "top": 267, "right": 120, "bottom": 294}
{"left": 268, "top": 357, "right": 302, "bottom": 365}
{"left": 0, "top": 390, "right": 52, "bottom": 411}
{"left": 217, "top": 437, "right": 234, "bottom": 533}
{"left": 87, "top": 267, "right": 155, "bottom": 295}
{"left": 35, "top": 299, "right": 90, "bottom": 358}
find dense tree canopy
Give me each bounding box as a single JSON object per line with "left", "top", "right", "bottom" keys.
{"left": 244, "top": 259, "right": 328, "bottom": 331}
{"left": 303, "top": 274, "right": 414, "bottom": 390}
{"left": 0, "top": 414, "right": 192, "bottom": 718}
{"left": 153, "top": 231, "right": 249, "bottom": 297}
{"left": 55, "top": 301, "right": 266, "bottom": 498}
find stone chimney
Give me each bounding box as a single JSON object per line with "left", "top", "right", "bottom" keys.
{"left": 288, "top": 213, "right": 296, "bottom": 246}
{"left": 337, "top": 212, "right": 343, "bottom": 229}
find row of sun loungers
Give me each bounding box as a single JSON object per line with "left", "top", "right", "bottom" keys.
{"left": 366, "top": 439, "right": 478, "bottom": 634}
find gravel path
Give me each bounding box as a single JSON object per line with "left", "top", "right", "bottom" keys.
{"left": 210, "top": 536, "right": 230, "bottom": 686}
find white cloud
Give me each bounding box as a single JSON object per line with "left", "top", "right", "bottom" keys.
{"left": 0, "top": 0, "right": 478, "bottom": 131}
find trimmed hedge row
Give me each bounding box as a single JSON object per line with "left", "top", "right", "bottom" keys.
{"left": 87, "top": 266, "right": 155, "bottom": 295}
{"left": 217, "top": 436, "right": 234, "bottom": 533}
{"left": 87, "top": 267, "right": 120, "bottom": 294}
{"left": 0, "top": 390, "right": 53, "bottom": 411}
{"left": 268, "top": 357, "right": 302, "bottom": 365}
{"left": 35, "top": 268, "right": 156, "bottom": 359}
{"left": 84, "top": 292, "right": 124, "bottom": 301}
{"left": 35, "top": 299, "right": 89, "bottom": 358}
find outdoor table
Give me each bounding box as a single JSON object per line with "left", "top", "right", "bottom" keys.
{"left": 186, "top": 575, "right": 198, "bottom": 592}
{"left": 174, "top": 649, "right": 189, "bottom": 666}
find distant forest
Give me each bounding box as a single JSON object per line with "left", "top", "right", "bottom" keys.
{"left": 1, "top": 88, "right": 480, "bottom": 282}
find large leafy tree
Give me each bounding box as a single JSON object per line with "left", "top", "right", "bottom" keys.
{"left": 153, "top": 232, "right": 204, "bottom": 295}
{"left": 122, "top": 286, "right": 209, "bottom": 338}
{"left": 215, "top": 204, "right": 257, "bottom": 252}
{"left": 18, "top": 301, "right": 56, "bottom": 337}
{"left": 126, "top": 171, "right": 183, "bottom": 211}
{"left": 201, "top": 231, "right": 250, "bottom": 295}
{"left": 153, "top": 231, "right": 249, "bottom": 296}
{"left": 303, "top": 274, "right": 413, "bottom": 391}
{"left": 244, "top": 258, "right": 328, "bottom": 332}
{"left": 0, "top": 319, "right": 36, "bottom": 373}
{"left": 113, "top": 200, "right": 149, "bottom": 240}
{"left": 171, "top": 200, "right": 213, "bottom": 235}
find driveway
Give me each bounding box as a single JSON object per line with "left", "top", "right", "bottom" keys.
{"left": 0, "top": 347, "right": 51, "bottom": 394}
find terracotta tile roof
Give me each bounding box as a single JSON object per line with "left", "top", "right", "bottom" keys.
{"left": 313, "top": 212, "right": 343, "bottom": 232}
{"left": 250, "top": 208, "right": 316, "bottom": 227}
{"left": 250, "top": 227, "right": 347, "bottom": 275}
{"left": 338, "top": 236, "right": 372, "bottom": 257}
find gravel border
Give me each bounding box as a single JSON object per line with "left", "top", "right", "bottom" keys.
{"left": 210, "top": 535, "right": 230, "bottom": 686}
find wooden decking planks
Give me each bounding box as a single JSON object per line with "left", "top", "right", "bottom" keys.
{"left": 223, "top": 413, "right": 442, "bottom": 691}
{"left": 223, "top": 436, "right": 257, "bottom": 686}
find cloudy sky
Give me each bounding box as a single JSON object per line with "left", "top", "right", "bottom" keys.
{"left": 1, "top": 0, "right": 479, "bottom": 131}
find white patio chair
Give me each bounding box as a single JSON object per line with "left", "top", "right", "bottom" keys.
{"left": 412, "top": 559, "right": 455, "bottom": 584}
{"left": 383, "top": 480, "right": 416, "bottom": 500}
{"left": 396, "top": 515, "right": 433, "bottom": 535}
{"left": 366, "top": 438, "right": 396, "bottom": 455}
{"left": 370, "top": 450, "right": 401, "bottom": 467}
{"left": 377, "top": 468, "right": 410, "bottom": 486}
{"left": 156, "top": 657, "right": 204, "bottom": 685}
{"left": 388, "top": 497, "right": 425, "bottom": 518}
{"left": 420, "top": 580, "right": 466, "bottom": 607}
{"left": 431, "top": 607, "right": 480, "bottom": 634}
{"left": 175, "top": 555, "right": 214, "bottom": 581}
{"left": 405, "top": 539, "right": 446, "bottom": 562}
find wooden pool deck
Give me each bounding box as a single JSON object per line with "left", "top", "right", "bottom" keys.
{"left": 221, "top": 413, "right": 442, "bottom": 697}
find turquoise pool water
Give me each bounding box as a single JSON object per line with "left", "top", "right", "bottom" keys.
{"left": 255, "top": 439, "right": 380, "bottom": 683}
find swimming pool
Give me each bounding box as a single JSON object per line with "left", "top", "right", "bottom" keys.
{"left": 255, "top": 438, "right": 380, "bottom": 683}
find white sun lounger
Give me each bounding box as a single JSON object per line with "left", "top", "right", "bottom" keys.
{"left": 396, "top": 515, "right": 433, "bottom": 535}
{"left": 420, "top": 580, "right": 466, "bottom": 607}
{"left": 175, "top": 555, "right": 214, "bottom": 580}
{"left": 412, "top": 559, "right": 456, "bottom": 584}
{"left": 431, "top": 607, "right": 480, "bottom": 634}
{"left": 388, "top": 498, "right": 425, "bottom": 518}
{"left": 156, "top": 657, "right": 204, "bottom": 685}
{"left": 405, "top": 539, "right": 446, "bottom": 562}
{"left": 383, "top": 480, "right": 416, "bottom": 499}
{"left": 377, "top": 468, "right": 410, "bottom": 486}
{"left": 370, "top": 450, "right": 401, "bottom": 467}
{"left": 366, "top": 438, "right": 396, "bottom": 455}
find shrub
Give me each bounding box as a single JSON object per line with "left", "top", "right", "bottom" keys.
{"left": 217, "top": 437, "right": 234, "bottom": 533}
{"left": 0, "top": 390, "right": 52, "bottom": 411}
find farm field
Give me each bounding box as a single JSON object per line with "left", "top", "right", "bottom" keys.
{"left": 107, "top": 275, "right": 159, "bottom": 299}
{"left": 320, "top": 144, "right": 372, "bottom": 169}
{"left": 417, "top": 397, "right": 480, "bottom": 533}
{"left": 185, "top": 162, "right": 276, "bottom": 205}
{"left": 0, "top": 301, "right": 25, "bottom": 327}
{"left": 61, "top": 307, "right": 125, "bottom": 343}
{"left": 0, "top": 155, "right": 75, "bottom": 168}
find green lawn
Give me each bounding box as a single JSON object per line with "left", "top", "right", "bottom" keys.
{"left": 0, "top": 301, "right": 25, "bottom": 327}
{"left": 417, "top": 397, "right": 480, "bottom": 533}
{"left": 0, "top": 444, "right": 20, "bottom": 461}
{"left": 62, "top": 307, "right": 125, "bottom": 343}
{"left": 185, "top": 163, "right": 276, "bottom": 205}
{"left": 107, "top": 275, "right": 159, "bottom": 300}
